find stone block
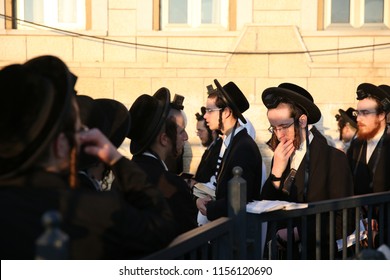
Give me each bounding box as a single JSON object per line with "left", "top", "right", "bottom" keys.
{"left": 26, "top": 36, "right": 72, "bottom": 61}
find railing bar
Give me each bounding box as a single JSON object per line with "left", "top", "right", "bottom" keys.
{"left": 270, "top": 221, "right": 277, "bottom": 259}
{"left": 316, "top": 213, "right": 321, "bottom": 260}
{"left": 287, "top": 219, "right": 293, "bottom": 260}
{"left": 367, "top": 206, "right": 373, "bottom": 249}
{"left": 301, "top": 216, "right": 307, "bottom": 260}
{"left": 379, "top": 203, "right": 384, "bottom": 245}
{"left": 342, "top": 208, "right": 347, "bottom": 260}
{"left": 387, "top": 203, "right": 390, "bottom": 245}
{"left": 329, "top": 211, "right": 335, "bottom": 260}
{"left": 355, "top": 207, "right": 360, "bottom": 255}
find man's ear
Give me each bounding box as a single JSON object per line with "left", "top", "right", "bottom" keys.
{"left": 159, "top": 131, "right": 170, "bottom": 147}
{"left": 378, "top": 112, "right": 386, "bottom": 122}
{"left": 299, "top": 114, "right": 308, "bottom": 128}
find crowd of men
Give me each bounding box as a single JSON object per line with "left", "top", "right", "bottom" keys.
{"left": 0, "top": 55, "right": 389, "bottom": 259}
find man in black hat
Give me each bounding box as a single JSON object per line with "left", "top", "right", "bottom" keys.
{"left": 335, "top": 107, "right": 358, "bottom": 153}
{"left": 194, "top": 105, "right": 222, "bottom": 184}
{"left": 347, "top": 83, "right": 390, "bottom": 195}
{"left": 346, "top": 83, "right": 390, "bottom": 248}
{"left": 128, "top": 89, "right": 198, "bottom": 234}
{"left": 76, "top": 95, "right": 131, "bottom": 191}
{"left": 260, "top": 83, "right": 354, "bottom": 259}
{"left": 0, "top": 56, "right": 176, "bottom": 259}
{"left": 196, "top": 80, "right": 263, "bottom": 222}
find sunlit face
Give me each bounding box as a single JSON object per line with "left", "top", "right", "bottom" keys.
{"left": 196, "top": 120, "right": 210, "bottom": 147}
{"left": 204, "top": 96, "right": 222, "bottom": 131}
{"left": 356, "top": 98, "right": 383, "bottom": 140}
{"left": 174, "top": 112, "right": 188, "bottom": 156}
{"left": 267, "top": 103, "right": 296, "bottom": 142}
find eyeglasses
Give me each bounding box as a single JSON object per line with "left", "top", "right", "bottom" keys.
{"left": 204, "top": 107, "right": 223, "bottom": 113}
{"left": 352, "top": 109, "right": 377, "bottom": 117}
{"left": 268, "top": 121, "right": 295, "bottom": 134}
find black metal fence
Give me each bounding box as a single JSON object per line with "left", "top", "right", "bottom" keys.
{"left": 143, "top": 167, "right": 390, "bottom": 260}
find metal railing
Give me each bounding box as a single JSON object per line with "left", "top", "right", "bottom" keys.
{"left": 143, "top": 167, "right": 390, "bottom": 260}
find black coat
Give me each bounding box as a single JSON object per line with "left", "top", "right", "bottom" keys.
{"left": 132, "top": 154, "right": 198, "bottom": 233}
{"left": 261, "top": 134, "right": 354, "bottom": 259}
{"left": 194, "top": 137, "right": 222, "bottom": 183}
{"left": 0, "top": 157, "right": 177, "bottom": 259}
{"left": 206, "top": 129, "right": 263, "bottom": 221}
{"left": 347, "top": 129, "right": 390, "bottom": 247}
{"left": 261, "top": 134, "right": 354, "bottom": 202}
{"left": 347, "top": 129, "right": 390, "bottom": 195}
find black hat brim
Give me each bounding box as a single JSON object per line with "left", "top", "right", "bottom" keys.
{"left": 262, "top": 87, "right": 321, "bottom": 124}
{"left": 130, "top": 87, "right": 171, "bottom": 155}
{"left": 339, "top": 109, "right": 357, "bottom": 129}
{"left": 214, "top": 79, "right": 247, "bottom": 124}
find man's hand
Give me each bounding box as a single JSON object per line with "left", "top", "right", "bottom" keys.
{"left": 272, "top": 137, "right": 295, "bottom": 177}
{"left": 79, "top": 128, "right": 122, "bottom": 166}
{"left": 196, "top": 196, "right": 212, "bottom": 216}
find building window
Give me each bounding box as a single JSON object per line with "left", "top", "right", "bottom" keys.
{"left": 15, "top": 0, "right": 86, "bottom": 30}
{"left": 160, "top": 0, "right": 229, "bottom": 30}
{"left": 323, "top": 0, "right": 389, "bottom": 29}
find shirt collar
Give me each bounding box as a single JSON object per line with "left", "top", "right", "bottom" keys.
{"left": 223, "top": 125, "right": 244, "bottom": 148}
{"left": 367, "top": 127, "right": 386, "bottom": 146}
{"left": 142, "top": 151, "right": 169, "bottom": 171}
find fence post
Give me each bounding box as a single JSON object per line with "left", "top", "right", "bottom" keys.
{"left": 228, "top": 166, "right": 247, "bottom": 259}
{"left": 35, "top": 210, "right": 69, "bottom": 260}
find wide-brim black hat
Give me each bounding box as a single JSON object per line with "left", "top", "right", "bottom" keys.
{"left": 128, "top": 87, "right": 171, "bottom": 155}
{"left": 262, "top": 83, "right": 321, "bottom": 124}
{"left": 0, "top": 55, "right": 75, "bottom": 179}
{"left": 76, "top": 96, "right": 130, "bottom": 169}
{"left": 339, "top": 107, "right": 357, "bottom": 129}
{"left": 214, "top": 79, "right": 249, "bottom": 124}
{"left": 357, "top": 83, "right": 390, "bottom": 113}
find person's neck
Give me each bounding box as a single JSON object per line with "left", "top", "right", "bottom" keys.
{"left": 222, "top": 118, "right": 239, "bottom": 136}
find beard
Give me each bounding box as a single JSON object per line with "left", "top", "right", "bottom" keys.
{"left": 357, "top": 119, "right": 382, "bottom": 140}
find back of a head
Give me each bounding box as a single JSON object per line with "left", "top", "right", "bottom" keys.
{"left": 0, "top": 55, "right": 75, "bottom": 179}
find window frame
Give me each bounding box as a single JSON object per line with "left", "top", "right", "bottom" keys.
{"left": 5, "top": 0, "right": 93, "bottom": 31}
{"left": 154, "top": 0, "right": 236, "bottom": 31}
{"left": 15, "top": 0, "right": 86, "bottom": 30}
{"left": 322, "top": 0, "right": 389, "bottom": 29}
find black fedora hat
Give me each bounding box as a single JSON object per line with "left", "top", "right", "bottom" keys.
{"left": 76, "top": 96, "right": 130, "bottom": 169}
{"left": 213, "top": 79, "right": 249, "bottom": 124}
{"left": 338, "top": 107, "right": 357, "bottom": 129}
{"left": 128, "top": 87, "right": 171, "bottom": 155}
{"left": 356, "top": 83, "right": 390, "bottom": 113}
{"left": 0, "top": 55, "right": 75, "bottom": 179}
{"left": 262, "top": 83, "right": 321, "bottom": 124}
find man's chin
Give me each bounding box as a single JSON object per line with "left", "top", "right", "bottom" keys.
{"left": 357, "top": 128, "right": 379, "bottom": 141}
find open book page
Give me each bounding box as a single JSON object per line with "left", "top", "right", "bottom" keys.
{"left": 246, "top": 200, "right": 308, "bottom": 214}
{"left": 193, "top": 182, "right": 216, "bottom": 199}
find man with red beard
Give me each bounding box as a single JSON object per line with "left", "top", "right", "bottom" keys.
{"left": 347, "top": 83, "right": 390, "bottom": 195}
{"left": 347, "top": 83, "right": 390, "bottom": 249}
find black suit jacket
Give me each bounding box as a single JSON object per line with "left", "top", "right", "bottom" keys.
{"left": 132, "top": 154, "right": 198, "bottom": 233}
{"left": 195, "top": 137, "right": 222, "bottom": 183}
{"left": 261, "top": 134, "right": 354, "bottom": 259}
{"left": 347, "top": 129, "right": 390, "bottom": 195}
{"left": 0, "top": 157, "right": 176, "bottom": 259}
{"left": 206, "top": 129, "right": 263, "bottom": 221}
